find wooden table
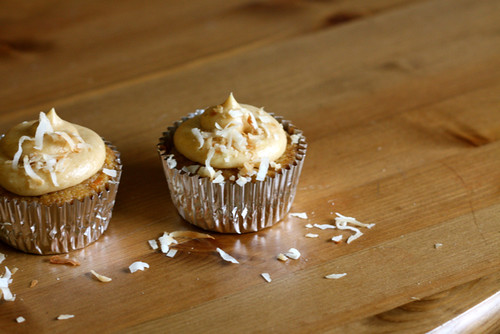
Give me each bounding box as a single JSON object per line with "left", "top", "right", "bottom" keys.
{"left": 1, "top": 0, "right": 499, "bottom": 332}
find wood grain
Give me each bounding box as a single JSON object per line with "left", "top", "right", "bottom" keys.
{"left": 0, "top": 0, "right": 499, "bottom": 333}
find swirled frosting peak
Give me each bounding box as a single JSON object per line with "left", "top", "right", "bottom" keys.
{"left": 0, "top": 109, "right": 106, "bottom": 196}
{"left": 173, "top": 93, "right": 287, "bottom": 175}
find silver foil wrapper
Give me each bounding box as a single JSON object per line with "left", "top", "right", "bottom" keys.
{"left": 0, "top": 142, "right": 122, "bottom": 254}
{"left": 158, "top": 111, "right": 307, "bottom": 234}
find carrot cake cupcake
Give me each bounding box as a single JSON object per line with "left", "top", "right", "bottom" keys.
{"left": 158, "top": 93, "right": 306, "bottom": 233}
{"left": 0, "top": 109, "right": 122, "bottom": 254}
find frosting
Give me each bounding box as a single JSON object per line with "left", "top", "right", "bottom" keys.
{"left": 174, "top": 94, "right": 287, "bottom": 175}
{"left": 0, "top": 109, "right": 106, "bottom": 196}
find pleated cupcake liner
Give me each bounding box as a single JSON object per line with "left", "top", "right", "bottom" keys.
{"left": 0, "top": 141, "right": 122, "bottom": 254}
{"left": 158, "top": 111, "right": 307, "bottom": 233}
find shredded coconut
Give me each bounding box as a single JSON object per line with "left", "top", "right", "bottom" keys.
{"left": 331, "top": 235, "right": 343, "bottom": 243}
{"left": 191, "top": 128, "right": 205, "bottom": 149}
{"left": 290, "top": 134, "right": 301, "bottom": 145}
{"left": 129, "top": 261, "right": 149, "bottom": 273}
{"left": 158, "top": 232, "right": 178, "bottom": 254}
{"left": 216, "top": 248, "right": 239, "bottom": 264}
{"left": 34, "top": 112, "right": 54, "bottom": 150}
{"left": 90, "top": 270, "right": 112, "bottom": 283}
{"left": 148, "top": 239, "right": 159, "bottom": 250}
{"left": 313, "top": 224, "right": 336, "bottom": 230}
{"left": 57, "top": 314, "right": 75, "bottom": 320}
{"left": 16, "top": 316, "right": 25, "bottom": 323}
{"left": 12, "top": 136, "right": 32, "bottom": 169}
{"left": 166, "top": 154, "right": 177, "bottom": 169}
{"left": 0, "top": 267, "right": 15, "bottom": 301}
{"left": 23, "top": 155, "right": 43, "bottom": 184}
{"left": 256, "top": 157, "right": 269, "bottom": 181}
{"left": 290, "top": 212, "right": 308, "bottom": 219}
{"left": 212, "top": 172, "right": 225, "bottom": 184}
{"left": 305, "top": 233, "right": 319, "bottom": 238}
{"left": 277, "top": 253, "right": 288, "bottom": 261}
{"left": 305, "top": 223, "right": 313, "bottom": 228}
{"left": 261, "top": 273, "right": 272, "bottom": 283}
{"left": 434, "top": 243, "right": 443, "bottom": 249}
{"left": 166, "top": 249, "right": 178, "bottom": 258}
{"left": 236, "top": 175, "right": 249, "bottom": 187}
{"left": 334, "top": 213, "right": 374, "bottom": 244}
{"left": 325, "top": 273, "right": 347, "bottom": 279}
{"left": 204, "top": 148, "right": 216, "bottom": 178}
{"left": 0, "top": 253, "right": 4, "bottom": 264}
{"left": 284, "top": 248, "right": 301, "bottom": 260}
{"left": 102, "top": 168, "right": 117, "bottom": 177}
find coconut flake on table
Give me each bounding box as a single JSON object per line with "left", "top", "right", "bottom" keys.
{"left": 102, "top": 168, "right": 117, "bottom": 177}
{"left": 277, "top": 253, "right": 288, "bottom": 261}
{"left": 148, "top": 239, "right": 159, "bottom": 250}
{"left": 434, "top": 243, "right": 443, "bottom": 249}
{"left": 16, "top": 316, "right": 25, "bottom": 323}
{"left": 0, "top": 267, "right": 15, "bottom": 301}
{"left": 216, "top": 248, "right": 239, "bottom": 264}
{"left": 57, "top": 314, "right": 75, "bottom": 320}
{"left": 334, "top": 212, "right": 375, "bottom": 244}
{"left": 158, "top": 232, "right": 178, "bottom": 254}
{"left": 289, "top": 212, "right": 308, "bottom": 219}
{"left": 0, "top": 253, "right": 5, "bottom": 264}
{"left": 284, "top": 248, "right": 301, "bottom": 260}
{"left": 305, "top": 233, "right": 319, "bottom": 238}
{"left": 261, "top": 273, "right": 272, "bottom": 283}
{"left": 331, "top": 235, "right": 343, "bottom": 243}
{"left": 90, "top": 270, "right": 112, "bottom": 283}
{"left": 129, "top": 261, "right": 149, "bottom": 273}
{"left": 305, "top": 223, "right": 313, "bottom": 228}
{"left": 325, "top": 273, "right": 347, "bottom": 279}
{"left": 255, "top": 157, "right": 269, "bottom": 181}
{"left": 166, "top": 249, "right": 178, "bottom": 258}
{"left": 313, "top": 223, "right": 336, "bottom": 230}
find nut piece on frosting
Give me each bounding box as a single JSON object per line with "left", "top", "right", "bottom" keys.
{"left": 0, "top": 109, "right": 106, "bottom": 196}
{"left": 173, "top": 93, "right": 287, "bottom": 177}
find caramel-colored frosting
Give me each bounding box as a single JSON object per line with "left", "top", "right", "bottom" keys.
{"left": 0, "top": 109, "right": 106, "bottom": 196}
{"left": 174, "top": 94, "right": 287, "bottom": 172}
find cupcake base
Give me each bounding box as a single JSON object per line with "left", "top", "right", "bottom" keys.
{"left": 158, "top": 112, "right": 306, "bottom": 234}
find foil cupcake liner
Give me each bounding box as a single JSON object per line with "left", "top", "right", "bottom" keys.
{"left": 0, "top": 142, "right": 122, "bottom": 254}
{"left": 158, "top": 111, "right": 307, "bottom": 233}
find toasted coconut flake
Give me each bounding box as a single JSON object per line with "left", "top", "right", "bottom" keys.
{"left": 216, "top": 248, "right": 239, "bottom": 264}
{"left": 129, "top": 261, "right": 149, "bottom": 273}
{"left": 331, "top": 235, "right": 343, "bottom": 243}
{"left": 166, "top": 249, "right": 178, "bottom": 258}
{"left": 49, "top": 255, "right": 80, "bottom": 266}
{"left": 305, "top": 233, "right": 319, "bottom": 238}
{"left": 90, "top": 270, "right": 112, "bottom": 283}
{"left": 434, "top": 243, "right": 443, "bottom": 249}
{"left": 269, "top": 161, "right": 281, "bottom": 170}
{"left": 0, "top": 267, "right": 15, "bottom": 301}
{"left": 255, "top": 157, "right": 269, "bottom": 181}
{"left": 102, "top": 168, "right": 117, "bottom": 177}
{"left": 169, "top": 231, "right": 214, "bottom": 240}
{"left": 325, "top": 273, "right": 347, "bottom": 279}
{"left": 284, "top": 248, "right": 301, "bottom": 260}
{"left": 313, "top": 224, "right": 336, "bottom": 230}
{"left": 53, "top": 131, "right": 76, "bottom": 151}
{"left": 10, "top": 267, "right": 18, "bottom": 275}
{"left": 16, "top": 316, "right": 26, "bottom": 323}
{"left": 23, "top": 155, "right": 43, "bottom": 184}
{"left": 305, "top": 224, "right": 313, "bottom": 228}
{"left": 30, "top": 280, "right": 38, "bottom": 288}
{"left": 191, "top": 128, "right": 205, "bottom": 149}
{"left": 277, "top": 253, "right": 288, "bottom": 261}
{"left": 34, "top": 112, "right": 54, "bottom": 150}
{"left": 0, "top": 253, "right": 4, "bottom": 264}
{"left": 290, "top": 212, "right": 308, "bottom": 219}
{"left": 12, "top": 135, "right": 32, "bottom": 169}
{"left": 148, "top": 239, "right": 159, "bottom": 250}
{"left": 261, "top": 273, "right": 272, "bottom": 283}
{"left": 57, "top": 314, "right": 74, "bottom": 320}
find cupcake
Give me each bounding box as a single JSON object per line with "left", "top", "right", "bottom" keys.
{"left": 158, "top": 93, "right": 306, "bottom": 233}
{"left": 0, "top": 109, "right": 122, "bottom": 254}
